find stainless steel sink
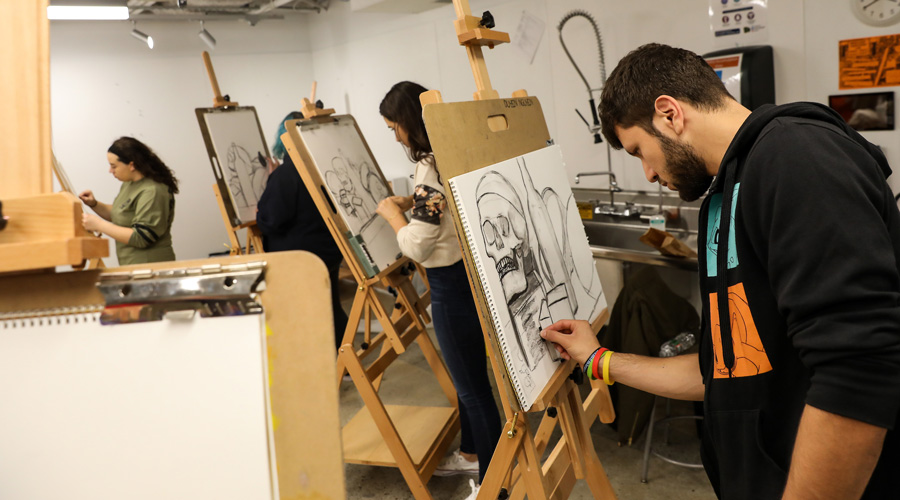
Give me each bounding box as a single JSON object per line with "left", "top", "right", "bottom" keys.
{"left": 582, "top": 219, "right": 699, "bottom": 271}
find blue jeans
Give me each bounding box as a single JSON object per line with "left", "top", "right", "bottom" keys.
{"left": 426, "top": 260, "right": 502, "bottom": 482}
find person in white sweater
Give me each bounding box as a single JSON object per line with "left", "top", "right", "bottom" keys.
{"left": 376, "top": 81, "right": 502, "bottom": 500}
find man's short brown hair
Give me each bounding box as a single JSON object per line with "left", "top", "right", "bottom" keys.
{"left": 599, "top": 43, "right": 734, "bottom": 149}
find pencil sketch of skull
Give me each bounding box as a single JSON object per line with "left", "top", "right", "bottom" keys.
{"left": 226, "top": 142, "right": 267, "bottom": 208}
{"left": 476, "top": 171, "right": 549, "bottom": 371}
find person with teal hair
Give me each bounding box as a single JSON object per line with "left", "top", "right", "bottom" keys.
{"left": 257, "top": 111, "right": 348, "bottom": 348}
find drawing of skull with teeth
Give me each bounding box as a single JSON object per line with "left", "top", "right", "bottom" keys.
{"left": 476, "top": 171, "right": 548, "bottom": 370}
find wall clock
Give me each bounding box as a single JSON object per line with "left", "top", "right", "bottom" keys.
{"left": 852, "top": 0, "right": 900, "bottom": 26}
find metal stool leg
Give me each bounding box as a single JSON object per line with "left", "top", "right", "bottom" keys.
{"left": 641, "top": 395, "right": 658, "bottom": 483}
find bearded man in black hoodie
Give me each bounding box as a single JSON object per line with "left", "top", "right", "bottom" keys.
{"left": 542, "top": 43, "right": 900, "bottom": 500}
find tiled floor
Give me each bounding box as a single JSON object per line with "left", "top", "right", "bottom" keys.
{"left": 337, "top": 310, "right": 716, "bottom": 500}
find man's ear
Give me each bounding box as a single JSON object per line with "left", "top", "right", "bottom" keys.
{"left": 653, "top": 95, "right": 685, "bottom": 136}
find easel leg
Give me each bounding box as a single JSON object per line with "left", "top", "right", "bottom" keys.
{"left": 336, "top": 287, "right": 367, "bottom": 385}
{"left": 478, "top": 417, "right": 523, "bottom": 500}
{"left": 562, "top": 381, "right": 617, "bottom": 499}
{"left": 339, "top": 347, "right": 434, "bottom": 500}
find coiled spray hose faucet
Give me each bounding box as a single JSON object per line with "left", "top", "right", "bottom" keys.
{"left": 559, "top": 9, "right": 615, "bottom": 194}
{"left": 558, "top": 10, "right": 607, "bottom": 144}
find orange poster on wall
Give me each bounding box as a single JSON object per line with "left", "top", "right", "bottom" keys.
{"left": 839, "top": 34, "right": 900, "bottom": 89}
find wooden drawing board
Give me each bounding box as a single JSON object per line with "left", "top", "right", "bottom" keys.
{"left": 196, "top": 106, "right": 271, "bottom": 226}
{"left": 424, "top": 96, "right": 617, "bottom": 499}
{"left": 281, "top": 114, "right": 402, "bottom": 278}
{"left": 425, "top": 97, "right": 552, "bottom": 412}
{"left": 0, "top": 252, "right": 345, "bottom": 500}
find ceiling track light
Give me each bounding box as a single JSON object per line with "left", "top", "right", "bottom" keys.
{"left": 130, "top": 21, "right": 154, "bottom": 49}
{"left": 198, "top": 21, "right": 216, "bottom": 50}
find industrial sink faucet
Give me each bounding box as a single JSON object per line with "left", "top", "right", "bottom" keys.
{"left": 574, "top": 171, "right": 623, "bottom": 212}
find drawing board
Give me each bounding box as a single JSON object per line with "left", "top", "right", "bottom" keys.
{"left": 196, "top": 106, "right": 270, "bottom": 225}
{"left": 448, "top": 145, "right": 606, "bottom": 410}
{"left": 287, "top": 115, "right": 401, "bottom": 276}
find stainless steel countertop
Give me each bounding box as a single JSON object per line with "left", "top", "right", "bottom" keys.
{"left": 590, "top": 245, "right": 698, "bottom": 271}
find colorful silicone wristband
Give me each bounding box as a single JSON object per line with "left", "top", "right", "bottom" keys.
{"left": 593, "top": 348, "right": 608, "bottom": 380}
{"left": 583, "top": 347, "right": 601, "bottom": 377}
{"left": 602, "top": 351, "right": 615, "bottom": 386}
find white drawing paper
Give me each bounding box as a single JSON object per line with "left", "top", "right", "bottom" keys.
{"left": 297, "top": 116, "right": 401, "bottom": 272}
{"left": 449, "top": 145, "right": 606, "bottom": 410}
{"left": 202, "top": 109, "right": 270, "bottom": 223}
{"left": 0, "top": 313, "right": 274, "bottom": 500}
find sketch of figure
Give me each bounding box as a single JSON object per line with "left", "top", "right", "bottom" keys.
{"left": 325, "top": 155, "right": 385, "bottom": 233}
{"left": 358, "top": 160, "right": 391, "bottom": 204}
{"left": 476, "top": 158, "right": 604, "bottom": 372}
{"left": 226, "top": 142, "right": 268, "bottom": 208}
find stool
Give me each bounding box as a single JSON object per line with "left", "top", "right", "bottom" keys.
{"left": 640, "top": 396, "right": 704, "bottom": 482}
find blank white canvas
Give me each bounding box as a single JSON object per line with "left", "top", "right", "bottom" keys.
{"left": 203, "top": 109, "right": 270, "bottom": 223}
{"left": 297, "top": 116, "right": 401, "bottom": 271}
{"left": 0, "top": 313, "right": 274, "bottom": 500}
{"left": 449, "top": 145, "right": 607, "bottom": 410}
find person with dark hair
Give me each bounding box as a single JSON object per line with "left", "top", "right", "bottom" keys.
{"left": 80, "top": 136, "right": 178, "bottom": 265}
{"left": 543, "top": 43, "right": 900, "bottom": 499}
{"left": 256, "top": 111, "right": 348, "bottom": 349}
{"left": 376, "top": 81, "right": 502, "bottom": 500}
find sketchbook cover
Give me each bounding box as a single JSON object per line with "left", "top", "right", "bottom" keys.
{"left": 448, "top": 145, "right": 607, "bottom": 410}
{"left": 296, "top": 116, "right": 401, "bottom": 274}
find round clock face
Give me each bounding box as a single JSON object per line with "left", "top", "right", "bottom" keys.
{"left": 852, "top": 0, "right": 900, "bottom": 26}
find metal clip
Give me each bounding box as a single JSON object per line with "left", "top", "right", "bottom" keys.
{"left": 96, "top": 261, "right": 266, "bottom": 324}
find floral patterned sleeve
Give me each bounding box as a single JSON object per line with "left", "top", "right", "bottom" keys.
{"left": 411, "top": 184, "right": 446, "bottom": 225}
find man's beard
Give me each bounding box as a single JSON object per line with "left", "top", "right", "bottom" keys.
{"left": 656, "top": 133, "right": 713, "bottom": 202}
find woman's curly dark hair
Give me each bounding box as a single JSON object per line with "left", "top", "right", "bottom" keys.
{"left": 108, "top": 136, "right": 179, "bottom": 194}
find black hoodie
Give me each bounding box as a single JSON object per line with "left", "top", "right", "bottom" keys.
{"left": 697, "top": 102, "right": 900, "bottom": 499}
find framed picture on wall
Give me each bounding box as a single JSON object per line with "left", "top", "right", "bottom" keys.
{"left": 828, "top": 91, "right": 895, "bottom": 131}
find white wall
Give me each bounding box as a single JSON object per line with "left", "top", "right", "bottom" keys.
{"left": 804, "top": 0, "right": 900, "bottom": 193}
{"left": 50, "top": 18, "right": 314, "bottom": 265}
{"left": 306, "top": 0, "right": 811, "bottom": 194}
{"left": 48, "top": 0, "right": 900, "bottom": 264}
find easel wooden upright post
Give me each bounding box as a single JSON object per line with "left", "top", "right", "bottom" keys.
{"left": 422, "top": 1, "right": 618, "bottom": 498}
{"left": 281, "top": 111, "right": 459, "bottom": 500}
{"left": 0, "top": 0, "right": 108, "bottom": 274}
{"left": 201, "top": 51, "right": 264, "bottom": 255}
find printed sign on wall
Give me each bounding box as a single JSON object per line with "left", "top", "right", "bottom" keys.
{"left": 709, "top": 0, "right": 768, "bottom": 47}
{"left": 839, "top": 34, "right": 900, "bottom": 89}
{"left": 706, "top": 53, "right": 744, "bottom": 104}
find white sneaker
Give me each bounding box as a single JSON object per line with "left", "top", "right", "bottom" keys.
{"left": 433, "top": 449, "right": 479, "bottom": 476}
{"left": 463, "top": 479, "right": 480, "bottom": 500}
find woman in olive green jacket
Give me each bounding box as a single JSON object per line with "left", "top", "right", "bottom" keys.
{"left": 80, "top": 137, "right": 178, "bottom": 265}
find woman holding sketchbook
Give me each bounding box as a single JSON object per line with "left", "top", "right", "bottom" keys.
{"left": 376, "top": 81, "right": 501, "bottom": 499}
{"left": 80, "top": 137, "right": 177, "bottom": 265}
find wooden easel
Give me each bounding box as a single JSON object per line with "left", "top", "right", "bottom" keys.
{"left": 1, "top": 2, "right": 344, "bottom": 497}
{"left": 281, "top": 114, "right": 460, "bottom": 500}
{"left": 201, "top": 51, "right": 264, "bottom": 256}
{"left": 51, "top": 152, "right": 106, "bottom": 270}
{"left": 0, "top": 1, "right": 108, "bottom": 274}
{"left": 300, "top": 81, "right": 336, "bottom": 119}
{"left": 422, "top": 1, "right": 618, "bottom": 498}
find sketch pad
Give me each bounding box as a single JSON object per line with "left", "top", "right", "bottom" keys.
{"left": 448, "top": 145, "right": 607, "bottom": 410}
{"left": 0, "top": 311, "right": 274, "bottom": 500}
{"left": 293, "top": 116, "right": 401, "bottom": 274}
{"left": 196, "top": 106, "right": 270, "bottom": 225}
